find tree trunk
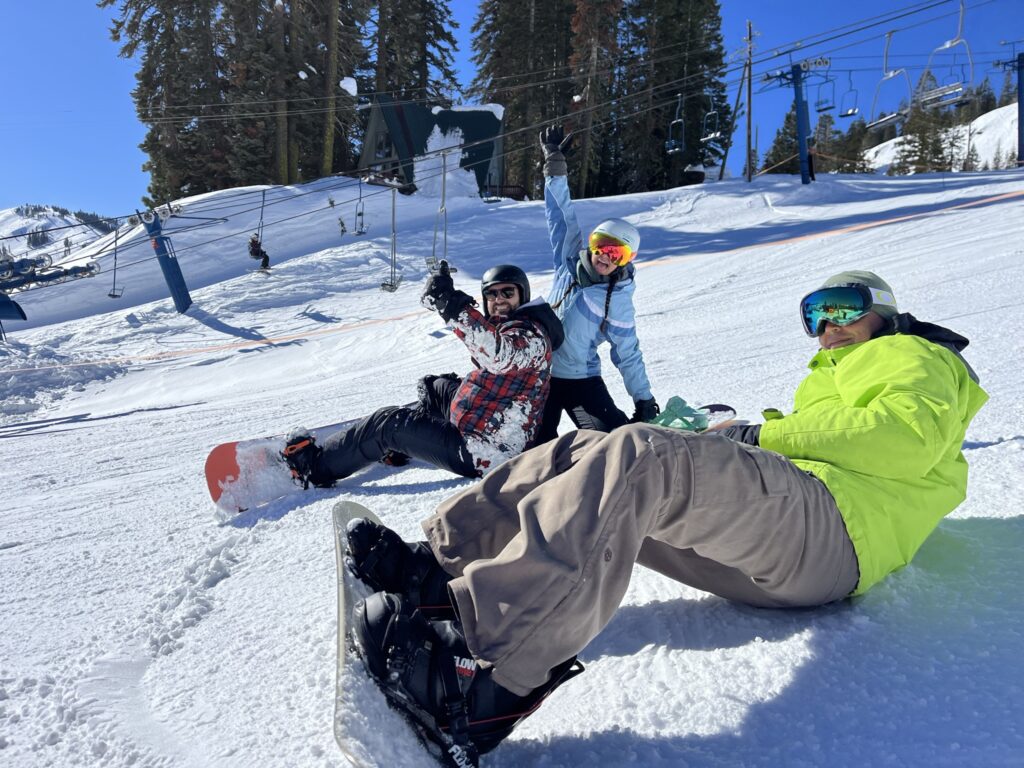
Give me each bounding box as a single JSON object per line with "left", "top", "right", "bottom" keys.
{"left": 321, "top": 0, "right": 341, "bottom": 177}
{"left": 273, "top": 5, "right": 289, "bottom": 184}
{"left": 577, "top": 37, "right": 597, "bottom": 198}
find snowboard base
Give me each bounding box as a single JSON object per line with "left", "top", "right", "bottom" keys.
{"left": 204, "top": 419, "right": 359, "bottom": 520}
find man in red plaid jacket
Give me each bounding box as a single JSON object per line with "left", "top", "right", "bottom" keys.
{"left": 282, "top": 262, "right": 564, "bottom": 487}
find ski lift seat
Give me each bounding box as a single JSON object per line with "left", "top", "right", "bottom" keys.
{"left": 108, "top": 287, "right": 124, "bottom": 299}
{"left": 866, "top": 110, "right": 907, "bottom": 131}
{"left": 664, "top": 97, "right": 685, "bottom": 157}
{"left": 916, "top": 1, "right": 973, "bottom": 107}
{"left": 919, "top": 82, "right": 964, "bottom": 105}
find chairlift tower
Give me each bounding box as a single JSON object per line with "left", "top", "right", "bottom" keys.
{"left": 765, "top": 57, "right": 830, "bottom": 185}
{"left": 995, "top": 44, "right": 1024, "bottom": 168}
{"left": 1019, "top": 52, "right": 1024, "bottom": 168}
{"left": 137, "top": 208, "right": 193, "bottom": 314}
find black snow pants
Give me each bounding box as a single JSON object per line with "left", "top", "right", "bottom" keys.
{"left": 535, "top": 375, "right": 629, "bottom": 444}
{"left": 316, "top": 374, "right": 479, "bottom": 482}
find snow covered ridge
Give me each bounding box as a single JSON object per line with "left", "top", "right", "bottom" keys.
{"left": 0, "top": 206, "right": 111, "bottom": 259}
{"left": 866, "top": 103, "right": 1019, "bottom": 174}
{"left": 3, "top": 160, "right": 1024, "bottom": 764}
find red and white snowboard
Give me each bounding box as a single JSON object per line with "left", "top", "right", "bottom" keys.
{"left": 203, "top": 419, "right": 357, "bottom": 519}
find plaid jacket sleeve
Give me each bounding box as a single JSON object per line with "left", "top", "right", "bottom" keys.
{"left": 450, "top": 305, "right": 550, "bottom": 373}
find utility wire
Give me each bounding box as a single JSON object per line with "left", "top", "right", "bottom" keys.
{"left": 8, "top": 0, "right": 1009, "bottom": 275}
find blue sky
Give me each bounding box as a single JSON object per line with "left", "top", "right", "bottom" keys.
{"left": 0, "top": 1, "right": 1017, "bottom": 216}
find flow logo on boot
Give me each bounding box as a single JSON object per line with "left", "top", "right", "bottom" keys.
{"left": 454, "top": 656, "right": 478, "bottom": 679}
{"left": 448, "top": 743, "right": 474, "bottom": 767}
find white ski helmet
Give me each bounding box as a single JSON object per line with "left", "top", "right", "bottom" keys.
{"left": 588, "top": 218, "right": 640, "bottom": 266}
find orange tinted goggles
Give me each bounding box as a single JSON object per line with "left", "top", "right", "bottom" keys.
{"left": 588, "top": 233, "right": 635, "bottom": 266}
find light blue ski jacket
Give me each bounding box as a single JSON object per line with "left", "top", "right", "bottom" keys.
{"left": 543, "top": 175, "right": 652, "bottom": 402}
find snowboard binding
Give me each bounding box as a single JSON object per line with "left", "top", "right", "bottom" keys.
{"left": 281, "top": 428, "right": 328, "bottom": 489}
{"left": 351, "top": 591, "right": 584, "bottom": 767}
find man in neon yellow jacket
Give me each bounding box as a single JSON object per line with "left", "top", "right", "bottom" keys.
{"left": 342, "top": 270, "right": 988, "bottom": 761}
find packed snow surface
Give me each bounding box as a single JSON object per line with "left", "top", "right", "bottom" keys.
{"left": 2, "top": 163, "right": 1023, "bottom": 767}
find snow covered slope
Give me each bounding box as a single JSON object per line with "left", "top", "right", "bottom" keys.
{"left": 2, "top": 167, "right": 1023, "bottom": 767}
{"left": 866, "top": 102, "right": 1019, "bottom": 173}
{"left": 0, "top": 206, "right": 109, "bottom": 261}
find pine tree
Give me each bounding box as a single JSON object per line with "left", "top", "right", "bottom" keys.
{"left": 374, "top": 0, "right": 460, "bottom": 103}
{"left": 615, "top": 0, "right": 731, "bottom": 193}
{"left": 417, "top": 1, "right": 462, "bottom": 105}
{"left": 102, "top": 0, "right": 200, "bottom": 204}
{"left": 998, "top": 68, "right": 1017, "bottom": 107}
{"left": 890, "top": 73, "right": 945, "bottom": 175}
{"left": 471, "top": 0, "right": 576, "bottom": 196}
{"left": 811, "top": 112, "right": 840, "bottom": 173}
{"left": 833, "top": 118, "right": 871, "bottom": 173}
{"left": 176, "top": 0, "right": 230, "bottom": 195}
{"left": 741, "top": 145, "right": 759, "bottom": 180}
{"left": 962, "top": 140, "right": 979, "bottom": 172}
{"left": 969, "top": 76, "right": 998, "bottom": 121}
{"left": 326, "top": 1, "right": 373, "bottom": 175}
{"left": 569, "top": 0, "right": 622, "bottom": 198}
{"left": 760, "top": 106, "right": 800, "bottom": 174}
{"left": 218, "top": 0, "right": 276, "bottom": 187}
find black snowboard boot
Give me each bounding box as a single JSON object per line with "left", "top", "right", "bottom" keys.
{"left": 280, "top": 428, "right": 331, "bottom": 489}
{"left": 352, "top": 592, "right": 584, "bottom": 765}
{"left": 346, "top": 517, "right": 452, "bottom": 610}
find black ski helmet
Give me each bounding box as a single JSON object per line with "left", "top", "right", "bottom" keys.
{"left": 480, "top": 264, "right": 530, "bottom": 306}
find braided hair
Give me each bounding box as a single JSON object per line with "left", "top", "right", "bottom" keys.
{"left": 600, "top": 270, "right": 621, "bottom": 334}
{"left": 552, "top": 269, "right": 622, "bottom": 334}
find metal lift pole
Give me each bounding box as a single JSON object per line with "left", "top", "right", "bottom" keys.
{"left": 747, "top": 20, "right": 754, "bottom": 183}
{"left": 140, "top": 211, "right": 192, "bottom": 313}
{"left": 1018, "top": 53, "right": 1024, "bottom": 168}
{"left": 791, "top": 64, "right": 813, "bottom": 185}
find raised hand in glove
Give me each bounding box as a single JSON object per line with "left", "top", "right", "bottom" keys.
{"left": 421, "top": 260, "right": 475, "bottom": 322}
{"left": 539, "top": 125, "right": 573, "bottom": 177}
{"left": 631, "top": 397, "right": 660, "bottom": 423}
{"left": 716, "top": 424, "right": 761, "bottom": 446}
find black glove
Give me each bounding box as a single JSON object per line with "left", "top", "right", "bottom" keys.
{"left": 539, "top": 125, "right": 573, "bottom": 177}
{"left": 631, "top": 397, "right": 660, "bottom": 423}
{"left": 420, "top": 260, "right": 473, "bottom": 321}
{"left": 421, "top": 267, "right": 454, "bottom": 311}
{"left": 716, "top": 424, "right": 762, "bottom": 446}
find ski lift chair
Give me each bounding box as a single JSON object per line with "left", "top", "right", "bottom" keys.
{"left": 665, "top": 119, "right": 685, "bottom": 155}
{"left": 866, "top": 31, "right": 913, "bottom": 131}
{"left": 353, "top": 178, "right": 368, "bottom": 235}
{"left": 923, "top": 60, "right": 974, "bottom": 110}
{"left": 838, "top": 71, "right": 860, "bottom": 118}
{"left": 665, "top": 93, "right": 685, "bottom": 155}
{"left": 815, "top": 78, "right": 836, "bottom": 113}
{"left": 701, "top": 96, "right": 723, "bottom": 144}
{"left": 917, "top": 0, "right": 973, "bottom": 108}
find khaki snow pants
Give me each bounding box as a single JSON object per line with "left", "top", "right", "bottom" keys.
{"left": 422, "top": 424, "right": 859, "bottom": 696}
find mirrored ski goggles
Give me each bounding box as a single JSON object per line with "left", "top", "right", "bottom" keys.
{"left": 483, "top": 286, "right": 518, "bottom": 300}
{"left": 799, "top": 284, "right": 896, "bottom": 337}
{"left": 588, "top": 233, "right": 635, "bottom": 267}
